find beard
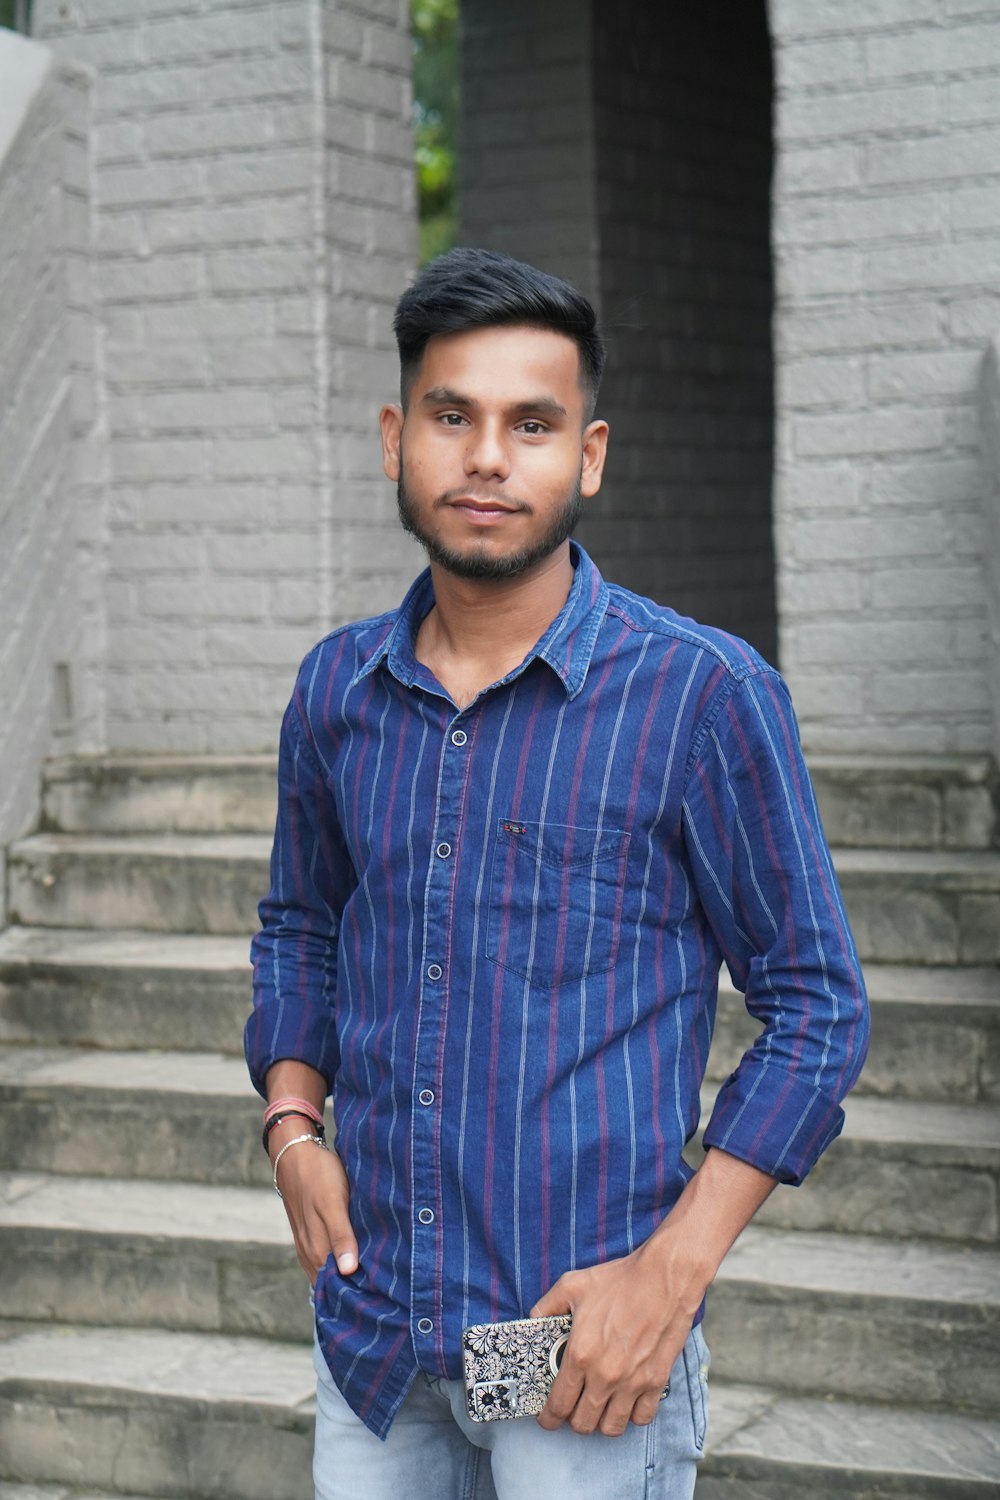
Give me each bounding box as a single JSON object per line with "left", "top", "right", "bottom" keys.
{"left": 396, "top": 470, "right": 584, "bottom": 582}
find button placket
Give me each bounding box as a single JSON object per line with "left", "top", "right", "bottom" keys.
{"left": 410, "top": 711, "right": 473, "bottom": 1359}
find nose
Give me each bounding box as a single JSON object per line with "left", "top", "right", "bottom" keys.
{"left": 463, "top": 419, "right": 510, "bottom": 482}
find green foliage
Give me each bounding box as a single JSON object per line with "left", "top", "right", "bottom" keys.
{"left": 412, "top": 0, "right": 458, "bottom": 264}
{"left": 0, "top": 0, "right": 32, "bottom": 32}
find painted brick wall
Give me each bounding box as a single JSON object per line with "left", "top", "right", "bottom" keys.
{"left": 459, "top": 0, "right": 599, "bottom": 309}
{"left": 587, "top": 0, "right": 776, "bottom": 660}
{"left": 35, "top": 0, "right": 418, "bottom": 753}
{"left": 980, "top": 335, "right": 1000, "bottom": 753}
{"left": 458, "top": 0, "right": 777, "bottom": 661}
{"left": 770, "top": 0, "right": 999, "bottom": 755}
{"left": 0, "top": 32, "right": 95, "bottom": 921}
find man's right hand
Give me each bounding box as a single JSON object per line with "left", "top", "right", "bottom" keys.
{"left": 263, "top": 1060, "right": 359, "bottom": 1285}
{"left": 269, "top": 1114, "right": 360, "bottom": 1283}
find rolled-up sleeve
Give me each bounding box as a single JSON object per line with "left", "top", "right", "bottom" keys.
{"left": 682, "top": 668, "right": 869, "bottom": 1185}
{"left": 244, "top": 684, "right": 355, "bottom": 1098}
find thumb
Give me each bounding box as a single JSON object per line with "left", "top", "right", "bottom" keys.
{"left": 333, "top": 1239, "right": 359, "bottom": 1276}
{"left": 529, "top": 1276, "right": 572, "bottom": 1319}
{"left": 323, "top": 1201, "right": 360, "bottom": 1277}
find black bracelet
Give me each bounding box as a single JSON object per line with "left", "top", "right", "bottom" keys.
{"left": 262, "top": 1111, "right": 327, "bottom": 1153}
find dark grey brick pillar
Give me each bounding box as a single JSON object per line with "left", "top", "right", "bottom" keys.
{"left": 459, "top": 0, "right": 776, "bottom": 662}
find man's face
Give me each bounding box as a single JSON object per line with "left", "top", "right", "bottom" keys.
{"left": 380, "top": 324, "right": 608, "bottom": 582}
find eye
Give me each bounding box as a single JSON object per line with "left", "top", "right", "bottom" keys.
{"left": 439, "top": 411, "right": 468, "bottom": 426}
{"left": 517, "top": 420, "right": 548, "bottom": 436}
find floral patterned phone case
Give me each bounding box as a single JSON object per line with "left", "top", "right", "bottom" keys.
{"left": 461, "top": 1313, "right": 573, "bottom": 1422}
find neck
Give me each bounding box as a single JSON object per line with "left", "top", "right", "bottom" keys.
{"left": 425, "top": 545, "right": 575, "bottom": 662}
{"left": 413, "top": 545, "right": 575, "bottom": 709}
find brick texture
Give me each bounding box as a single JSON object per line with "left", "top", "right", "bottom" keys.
{"left": 0, "top": 34, "right": 97, "bottom": 921}
{"left": 460, "top": 0, "right": 777, "bottom": 661}
{"left": 980, "top": 337, "right": 1000, "bottom": 753}
{"left": 34, "top": 0, "right": 419, "bottom": 753}
{"left": 771, "top": 0, "right": 999, "bottom": 756}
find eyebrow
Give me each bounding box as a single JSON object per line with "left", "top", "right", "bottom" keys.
{"left": 420, "top": 386, "right": 568, "bottom": 420}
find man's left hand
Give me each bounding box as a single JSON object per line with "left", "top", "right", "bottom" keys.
{"left": 529, "top": 1148, "right": 778, "bottom": 1437}
{"left": 528, "top": 1234, "right": 706, "bottom": 1438}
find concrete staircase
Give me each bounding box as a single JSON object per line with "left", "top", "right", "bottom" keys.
{"left": 1, "top": 754, "right": 998, "bottom": 1498}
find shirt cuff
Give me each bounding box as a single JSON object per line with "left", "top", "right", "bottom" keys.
{"left": 702, "top": 1065, "right": 846, "bottom": 1186}
{"left": 243, "top": 1005, "right": 339, "bottom": 1100}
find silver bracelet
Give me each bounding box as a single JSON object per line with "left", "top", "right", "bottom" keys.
{"left": 272, "top": 1131, "right": 328, "bottom": 1198}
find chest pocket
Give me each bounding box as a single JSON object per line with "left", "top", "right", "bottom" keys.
{"left": 486, "top": 819, "right": 630, "bottom": 987}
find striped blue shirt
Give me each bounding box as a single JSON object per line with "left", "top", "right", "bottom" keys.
{"left": 246, "top": 544, "right": 868, "bottom": 1440}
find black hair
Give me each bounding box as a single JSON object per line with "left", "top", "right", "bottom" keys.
{"left": 393, "top": 247, "right": 605, "bottom": 416}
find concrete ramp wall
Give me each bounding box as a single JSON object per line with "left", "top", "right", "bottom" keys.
{"left": 0, "top": 29, "right": 96, "bottom": 922}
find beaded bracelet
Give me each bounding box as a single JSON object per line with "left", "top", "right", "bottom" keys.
{"left": 272, "top": 1131, "right": 327, "bottom": 1199}
{"left": 262, "top": 1110, "right": 327, "bottom": 1153}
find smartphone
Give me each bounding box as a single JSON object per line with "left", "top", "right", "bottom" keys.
{"left": 461, "top": 1311, "right": 674, "bottom": 1423}
{"left": 461, "top": 1313, "right": 573, "bottom": 1422}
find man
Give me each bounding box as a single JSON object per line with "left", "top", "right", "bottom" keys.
{"left": 245, "top": 247, "right": 869, "bottom": 1500}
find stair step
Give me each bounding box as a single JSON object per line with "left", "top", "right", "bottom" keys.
{"left": 3, "top": 937, "right": 998, "bottom": 1102}
{"left": 41, "top": 753, "right": 999, "bottom": 851}
{"left": 4, "top": 1041, "right": 998, "bottom": 1238}
{"left": 9, "top": 834, "right": 1000, "bottom": 961}
{"left": 0, "top": 1325, "right": 312, "bottom": 1498}
{"left": 3, "top": 1173, "right": 998, "bottom": 1408}
{"left": 7, "top": 835, "right": 270, "bottom": 936}
{"left": 0, "top": 1173, "right": 309, "bottom": 1341}
{"left": 707, "top": 1225, "right": 1000, "bottom": 1414}
{"left": 0, "top": 1047, "right": 266, "bottom": 1186}
{"left": 701, "top": 1094, "right": 1000, "bottom": 1243}
{"left": 42, "top": 756, "right": 278, "bottom": 836}
{"left": 0, "top": 929, "right": 250, "bottom": 1052}
{"left": 0, "top": 1487, "right": 168, "bottom": 1500}
{"left": 709, "top": 963, "right": 1000, "bottom": 1102}
{"left": 834, "top": 847, "right": 1000, "bottom": 964}
{"left": 702, "top": 1381, "right": 1000, "bottom": 1497}
{"left": 808, "top": 752, "right": 997, "bottom": 852}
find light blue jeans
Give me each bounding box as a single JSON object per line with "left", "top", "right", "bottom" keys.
{"left": 312, "top": 1325, "right": 710, "bottom": 1500}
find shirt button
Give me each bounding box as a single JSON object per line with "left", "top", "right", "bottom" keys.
{"left": 418, "top": 1208, "right": 435, "bottom": 1224}
{"left": 418, "top": 1089, "right": 435, "bottom": 1106}
{"left": 417, "top": 1318, "right": 434, "bottom": 1334}
{"left": 426, "top": 963, "right": 443, "bottom": 981}
{"left": 451, "top": 729, "right": 467, "bottom": 746}
{"left": 436, "top": 842, "right": 452, "bottom": 859}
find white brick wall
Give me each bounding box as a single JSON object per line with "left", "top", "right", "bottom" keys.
{"left": 980, "top": 336, "right": 1000, "bottom": 752}
{"left": 770, "top": 0, "right": 999, "bottom": 755}
{"left": 0, "top": 32, "right": 96, "bottom": 921}
{"left": 34, "top": 0, "right": 419, "bottom": 753}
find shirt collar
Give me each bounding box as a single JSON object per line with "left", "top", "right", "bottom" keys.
{"left": 351, "top": 543, "right": 609, "bottom": 700}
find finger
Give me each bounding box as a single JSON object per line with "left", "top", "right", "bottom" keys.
{"left": 318, "top": 1169, "right": 359, "bottom": 1274}
{"left": 566, "top": 1383, "right": 611, "bottom": 1436}
{"left": 536, "top": 1364, "right": 584, "bottom": 1431}
{"left": 324, "top": 1211, "right": 360, "bottom": 1275}
{"left": 529, "top": 1277, "right": 571, "bottom": 1319}
{"left": 629, "top": 1388, "right": 663, "bottom": 1428}
{"left": 598, "top": 1391, "right": 638, "bottom": 1437}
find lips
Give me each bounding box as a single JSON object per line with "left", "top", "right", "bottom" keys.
{"left": 448, "top": 497, "right": 519, "bottom": 515}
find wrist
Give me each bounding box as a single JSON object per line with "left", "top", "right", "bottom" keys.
{"left": 642, "top": 1211, "right": 719, "bottom": 1296}
{"left": 266, "top": 1113, "right": 323, "bottom": 1162}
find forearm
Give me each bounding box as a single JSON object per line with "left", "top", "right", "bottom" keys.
{"left": 642, "top": 1147, "right": 777, "bottom": 1294}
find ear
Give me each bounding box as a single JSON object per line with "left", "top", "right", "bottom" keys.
{"left": 580, "top": 419, "right": 609, "bottom": 498}
{"left": 380, "top": 404, "right": 404, "bottom": 482}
